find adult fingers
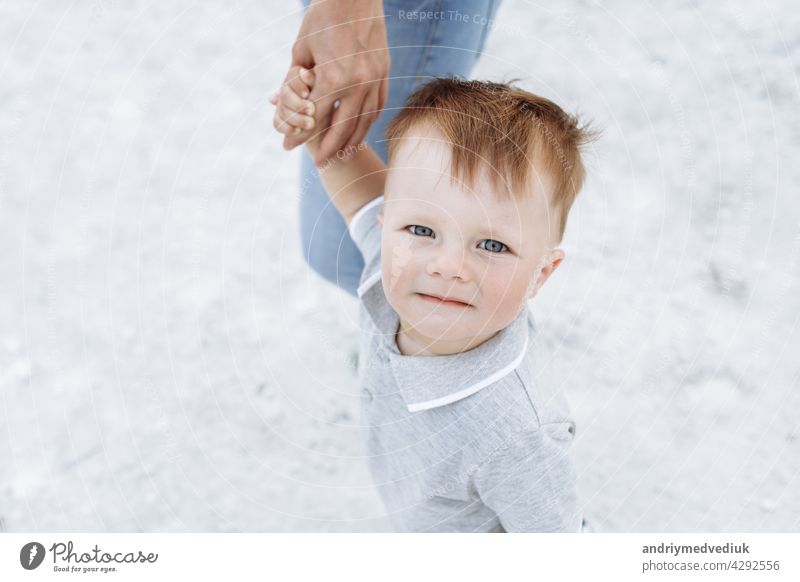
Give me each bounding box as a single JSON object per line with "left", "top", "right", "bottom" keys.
{"left": 313, "top": 93, "right": 365, "bottom": 165}
{"left": 299, "top": 66, "right": 315, "bottom": 88}
{"left": 286, "top": 67, "right": 311, "bottom": 99}
{"left": 377, "top": 75, "right": 388, "bottom": 114}
{"left": 342, "top": 84, "right": 379, "bottom": 155}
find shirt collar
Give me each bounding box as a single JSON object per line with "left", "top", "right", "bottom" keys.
{"left": 359, "top": 273, "right": 531, "bottom": 413}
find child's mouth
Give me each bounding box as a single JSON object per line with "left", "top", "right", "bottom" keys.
{"left": 416, "top": 293, "right": 472, "bottom": 308}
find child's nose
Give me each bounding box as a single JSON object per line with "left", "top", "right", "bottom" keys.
{"left": 426, "top": 244, "right": 471, "bottom": 281}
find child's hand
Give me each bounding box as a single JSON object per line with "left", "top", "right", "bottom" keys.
{"left": 269, "top": 66, "right": 317, "bottom": 147}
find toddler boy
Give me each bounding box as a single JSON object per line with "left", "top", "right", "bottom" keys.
{"left": 271, "top": 68, "right": 595, "bottom": 532}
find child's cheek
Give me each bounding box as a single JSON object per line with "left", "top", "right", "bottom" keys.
{"left": 521, "top": 261, "right": 544, "bottom": 299}
{"left": 384, "top": 234, "right": 414, "bottom": 294}
{"left": 484, "top": 264, "right": 519, "bottom": 300}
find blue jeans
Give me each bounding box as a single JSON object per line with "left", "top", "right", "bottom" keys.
{"left": 298, "top": 0, "right": 501, "bottom": 297}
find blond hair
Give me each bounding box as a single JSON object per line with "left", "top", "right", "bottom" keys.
{"left": 385, "top": 77, "right": 597, "bottom": 242}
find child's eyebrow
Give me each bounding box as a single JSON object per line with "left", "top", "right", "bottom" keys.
{"left": 474, "top": 224, "right": 521, "bottom": 243}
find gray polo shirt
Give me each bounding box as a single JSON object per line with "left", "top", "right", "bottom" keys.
{"left": 349, "top": 196, "right": 585, "bottom": 533}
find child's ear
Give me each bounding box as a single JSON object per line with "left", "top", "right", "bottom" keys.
{"left": 527, "top": 248, "right": 565, "bottom": 299}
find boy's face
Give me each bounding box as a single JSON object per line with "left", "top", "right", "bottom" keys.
{"left": 379, "top": 124, "right": 565, "bottom": 352}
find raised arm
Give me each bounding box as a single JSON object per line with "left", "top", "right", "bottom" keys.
{"left": 276, "top": 0, "right": 390, "bottom": 166}
{"left": 271, "top": 64, "right": 388, "bottom": 225}
{"left": 471, "top": 423, "right": 582, "bottom": 532}
{"left": 304, "top": 137, "right": 387, "bottom": 225}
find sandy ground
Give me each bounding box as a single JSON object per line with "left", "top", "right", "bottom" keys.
{"left": 1, "top": 0, "right": 798, "bottom": 532}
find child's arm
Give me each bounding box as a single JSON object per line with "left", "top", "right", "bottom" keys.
{"left": 271, "top": 66, "right": 387, "bottom": 225}
{"left": 305, "top": 138, "right": 387, "bottom": 226}
{"left": 472, "top": 423, "right": 582, "bottom": 532}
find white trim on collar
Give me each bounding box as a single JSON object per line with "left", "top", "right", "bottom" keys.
{"left": 357, "top": 269, "right": 382, "bottom": 298}
{"left": 386, "top": 306, "right": 532, "bottom": 413}
{"left": 348, "top": 195, "right": 384, "bottom": 239}
{"left": 405, "top": 333, "right": 529, "bottom": 412}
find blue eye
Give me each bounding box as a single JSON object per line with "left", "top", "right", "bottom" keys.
{"left": 406, "top": 226, "right": 508, "bottom": 254}
{"left": 478, "top": 239, "right": 508, "bottom": 253}
{"left": 407, "top": 225, "right": 434, "bottom": 237}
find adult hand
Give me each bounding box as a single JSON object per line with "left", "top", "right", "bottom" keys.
{"left": 273, "top": 0, "right": 390, "bottom": 166}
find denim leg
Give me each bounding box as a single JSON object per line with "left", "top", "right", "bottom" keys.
{"left": 298, "top": 0, "right": 502, "bottom": 297}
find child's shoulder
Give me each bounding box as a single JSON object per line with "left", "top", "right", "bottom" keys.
{"left": 458, "top": 313, "right": 575, "bottom": 445}
{"left": 349, "top": 196, "right": 384, "bottom": 299}
{"left": 513, "top": 316, "right": 574, "bottom": 426}
{"left": 468, "top": 343, "right": 577, "bottom": 463}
